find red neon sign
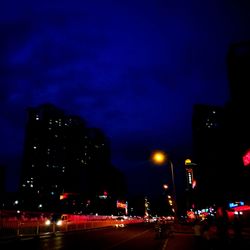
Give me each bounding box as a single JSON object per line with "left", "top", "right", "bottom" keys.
{"left": 243, "top": 149, "right": 250, "bottom": 166}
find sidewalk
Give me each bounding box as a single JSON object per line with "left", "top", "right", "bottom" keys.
{"left": 173, "top": 223, "right": 250, "bottom": 250}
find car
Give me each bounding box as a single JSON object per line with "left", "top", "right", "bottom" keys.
{"left": 114, "top": 216, "right": 126, "bottom": 228}
{"left": 45, "top": 213, "right": 68, "bottom": 226}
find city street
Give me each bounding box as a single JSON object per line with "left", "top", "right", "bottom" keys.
{"left": 0, "top": 223, "right": 194, "bottom": 250}
{"left": 1, "top": 222, "right": 250, "bottom": 250}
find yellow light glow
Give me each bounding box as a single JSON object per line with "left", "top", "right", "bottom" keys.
{"left": 151, "top": 150, "right": 166, "bottom": 165}
{"left": 45, "top": 219, "right": 51, "bottom": 226}
{"left": 185, "top": 159, "right": 192, "bottom": 165}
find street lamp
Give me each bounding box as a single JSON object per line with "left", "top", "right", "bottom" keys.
{"left": 150, "top": 150, "right": 177, "bottom": 216}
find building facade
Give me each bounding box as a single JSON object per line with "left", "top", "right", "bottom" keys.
{"left": 225, "top": 41, "right": 250, "bottom": 201}
{"left": 191, "top": 41, "right": 250, "bottom": 209}
{"left": 192, "top": 104, "right": 228, "bottom": 207}
{"left": 19, "top": 103, "right": 127, "bottom": 212}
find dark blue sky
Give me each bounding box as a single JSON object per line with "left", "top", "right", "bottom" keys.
{"left": 1, "top": 0, "right": 250, "bottom": 197}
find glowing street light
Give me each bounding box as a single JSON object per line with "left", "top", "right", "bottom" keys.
{"left": 151, "top": 150, "right": 167, "bottom": 165}
{"left": 150, "top": 150, "right": 177, "bottom": 217}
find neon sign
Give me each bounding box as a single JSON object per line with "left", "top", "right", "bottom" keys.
{"left": 243, "top": 149, "right": 250, "bottom": 166}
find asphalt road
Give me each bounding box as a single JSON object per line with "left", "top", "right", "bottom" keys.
{"left": 1, "top": 223, "right": 249, "bottom": 250}
{"left": 0, "top": 223, "right": 192, "bottom": 250}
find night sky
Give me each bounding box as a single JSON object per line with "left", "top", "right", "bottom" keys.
{"left": 1, "top": 0, "right": 250, "bottom": 197}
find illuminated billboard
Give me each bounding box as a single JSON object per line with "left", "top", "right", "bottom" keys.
{"left": 243, "top": 149, "right": 250, "bottom": 166}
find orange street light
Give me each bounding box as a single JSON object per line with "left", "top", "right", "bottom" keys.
{"left": 151, "top": 150, "right": 177, "bottom": 217}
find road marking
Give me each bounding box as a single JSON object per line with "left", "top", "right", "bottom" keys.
{"left": 162, "top": 238, "right": 169, "bottom": 250}
{"left": 105, "top": 229, "right": 151, "bottom": 249}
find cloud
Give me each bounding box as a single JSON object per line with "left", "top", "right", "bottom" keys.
{"left": 1, "top": 0, "right": 250, "bottom": 194}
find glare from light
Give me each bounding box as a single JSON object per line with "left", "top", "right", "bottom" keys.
{"left": 45, "top": 220, "right": 51, "bottom": 225}
{"left": 151, "top": 150, "right": 167, "bottom": 165}
{"left": 56, "top": 220, "right": 62, "bottom": 226}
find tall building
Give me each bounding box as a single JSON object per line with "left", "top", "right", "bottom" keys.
{"left": 192, "top": 104, "right": 227, "bottom": 207}
{"left": 225, "top": 41, "right": 250, "bottom": 200}
{"left": 191, "top": 41, "right": 250, "bottom": 209}
{"left": 19, "top": 103, "right": 127, "bottom": 211}
{"left": 227, "top": 41, "right": 250, "bottom": 106}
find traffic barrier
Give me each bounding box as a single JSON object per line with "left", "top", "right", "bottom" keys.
{"left": 0, "top": 212, "right": 144, "bottom": 240}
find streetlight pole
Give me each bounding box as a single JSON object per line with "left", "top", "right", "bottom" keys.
{"left": 169, "top": 161, "right": 176, "bottom": 202}
{"left": 151, "top": 150, "right": 178, "bottom": 218}
{"left": 169, "top": 160, "right": 177, "bottom": 217}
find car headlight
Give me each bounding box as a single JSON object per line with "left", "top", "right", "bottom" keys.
{"left": 45, "top": 219, "right": 51, "bottom": 226}
{"left": 56, "top": 220, "right": 63, "bottom": 226}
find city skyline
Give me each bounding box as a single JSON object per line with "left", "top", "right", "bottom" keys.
{"left": 1, "top": 0, "right": 250, "bottom": 198}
